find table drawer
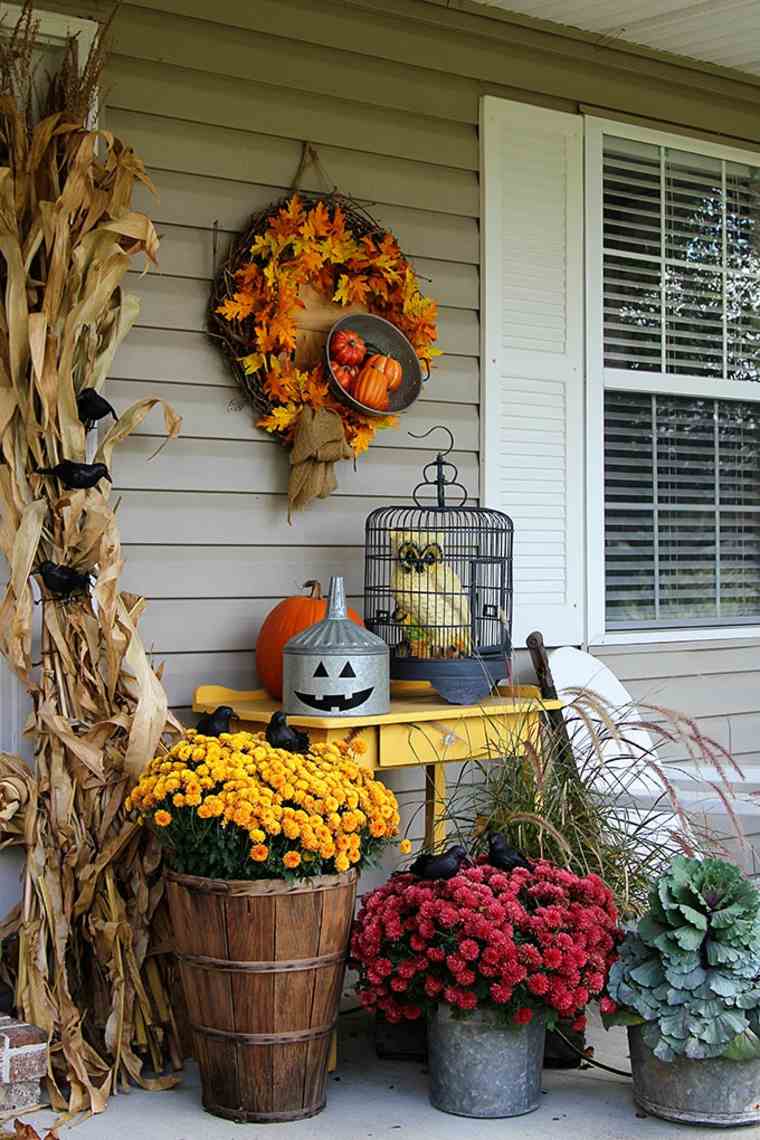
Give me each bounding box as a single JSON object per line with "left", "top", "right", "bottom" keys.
{"left": 377, "top": 712, "right": 541, "bottom": 768}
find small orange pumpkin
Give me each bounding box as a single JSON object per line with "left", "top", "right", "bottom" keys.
{"left": 255, "top": 580, "right": 364, "bottom": 699}
{"left": 331, "top": 328, "right": 366, "bottom": 366}
{"left": 332, "top": 363, "right": 357, "bottom": 392}
{"left": 353, "top": 366, "right": 390, "bottom": 410}
{"left": 368, "top": 353, "right": 403, "bottom": 392}
{"left": 354, "top": 353, "right": 402, "bottom": 411}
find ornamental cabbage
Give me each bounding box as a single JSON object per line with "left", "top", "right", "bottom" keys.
{"left": 607, "top": 855, "right": 760, "bottom": 1061}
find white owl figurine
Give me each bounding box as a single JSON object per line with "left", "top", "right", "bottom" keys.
{"left": 389, "top": 530, "right": 471, "bottom": 658}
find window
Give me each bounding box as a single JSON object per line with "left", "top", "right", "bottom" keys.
{"left": 605, "top": 390, "right": 760, "bottom": 628}
{"left": 587, "top": 118, "right": 760, "bottom": 639}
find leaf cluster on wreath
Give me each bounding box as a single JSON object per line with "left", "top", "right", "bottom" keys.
{"left": 209, "top": 191, "right": 440, "bottom": 457}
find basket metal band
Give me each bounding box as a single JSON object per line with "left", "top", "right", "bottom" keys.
{"left": 203, "top": 1098, "right": 326, "bottom": 1123}
{"left": 192, "top": 1022, "right": 336, "bottom": 1046}
{"left": 178, "top": 948, "right": 346, "bottom": 973}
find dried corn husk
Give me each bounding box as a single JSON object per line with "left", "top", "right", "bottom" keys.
{"left": 0, "top": 6, "right": 183, "bottom": 1114}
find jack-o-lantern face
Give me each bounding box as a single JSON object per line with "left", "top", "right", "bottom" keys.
{"left": 294, "top": 659, "right": 374, "bottom": 713}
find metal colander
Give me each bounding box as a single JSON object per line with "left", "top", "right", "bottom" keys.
{"left": 325, "top": 313, "right": 427, "bottom": 418}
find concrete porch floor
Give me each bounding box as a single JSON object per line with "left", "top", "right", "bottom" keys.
{"left": 21, "top": 1010, "right": 760, "bottom": 1139}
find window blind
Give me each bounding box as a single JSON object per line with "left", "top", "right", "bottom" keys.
{"left": 603, "top": 137, "right": 760, "bottom": 382}
{"left": 605, "top": 390, "right": 760, "bottom": 628}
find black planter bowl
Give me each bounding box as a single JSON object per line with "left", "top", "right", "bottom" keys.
{"left": 325, "top": 313, "right": 427, "bottom": 419}
{"left": 390, "top": 651, "right": 511, "bottom": 706}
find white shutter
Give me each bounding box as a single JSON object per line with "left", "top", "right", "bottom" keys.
{"left": 480, "top": 96, "right": 585, "bottom": 647}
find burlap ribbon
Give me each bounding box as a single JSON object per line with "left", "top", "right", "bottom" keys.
{"left": 288, "top": 406, "right": 353, "bottom": 520}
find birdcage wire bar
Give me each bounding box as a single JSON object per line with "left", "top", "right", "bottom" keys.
{"left": 363, "top": 430, "right": 514, "bottom": 697}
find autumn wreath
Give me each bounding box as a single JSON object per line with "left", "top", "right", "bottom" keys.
{"left": 209, "top": 191, "right": 439, "bottom": 514}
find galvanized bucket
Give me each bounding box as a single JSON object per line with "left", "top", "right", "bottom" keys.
{"left": 428, "top": 1006, "right": 545, "bottom": 1118}
{"left": 629, "top": 1024, "right": 760, "bottom": 1127}
{"left": 283, "top": 575, "right": 389, "bottom": 718}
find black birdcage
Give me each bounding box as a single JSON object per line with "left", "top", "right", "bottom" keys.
{"left": 364, "top": 427, "right": 514, "bottom": 705}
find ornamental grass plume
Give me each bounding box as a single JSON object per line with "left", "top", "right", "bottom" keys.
{"left": 129, "top": 730, "right": 400, "bottom": 880}
{"left": 438, "top": 691, "right": 745, "bottom": 919}
{"left": 351, "top": 860, "right": 621, "bottom": 1028}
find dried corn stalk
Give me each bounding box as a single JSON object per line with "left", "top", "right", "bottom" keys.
{"left": 0, "top": 6, "right": 183, "bottom": 1114}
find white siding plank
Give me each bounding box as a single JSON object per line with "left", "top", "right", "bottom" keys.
{"left": 112, "top": 6, "right": 481, "bottom": 125}
{"left": 595, "top": 644, "right": 760, "bottom": 682}
{"left": 108, "top": 57, "right": 479, "bottom": 171}
{"left": 112, "top": 436, "right": 479, "bottom": 498}
{"left": 123, "top": 545, "right": 366, "bottom": 599}
{"left": 128, "top": 274, "right": 479, "bottom": 355}
{"left": 626, "top": 673, "right": 760, "bottom": 720}
{"left": 128, "top": 254, "right": 477, "bottom": 311}
{"left": 158, "top": 650, "right": 254, "bottom": 707}
{"left": 148, "top": 193, "right": 479, "bottom": 265}
{"left": 154, "top": 222, "right": 478, "bottom": 280}
{"left": 110, "top": 325, "right": 478, "bottom": 405}
{"left": 109, "top": 380, "right": 480, "bottom": 452}
{"left": 143, "top": 596, "right": 362, "bottom": 653}
{"left": 116, "top": 491, "right": 477, "bottom": 547}
{"left": 113, "top": 112, "right": 480, "bottom": 218}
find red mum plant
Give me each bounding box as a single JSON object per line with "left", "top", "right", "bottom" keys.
{"left": 351, "top": 860, "right": 621, "bottom": 1029}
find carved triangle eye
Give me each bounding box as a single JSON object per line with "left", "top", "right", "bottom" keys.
{"left": 313, "top": 662, "right": 329, "bottom": 678}
{"left": 340, "top": 661, "right": 356, "bottom": 678}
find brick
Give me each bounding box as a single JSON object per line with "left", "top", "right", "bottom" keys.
{"left": 0, "top": 1018, "right": 48, "bottom": 1110}
{"left": 0, "top": 1017, "right": 46, "bottom": 1048}
{"left": 0, "top": 1079, "right": 41, "bottom": 1110}
{"left": 9, "top": 1047, "right": 47, "bottom": 1083}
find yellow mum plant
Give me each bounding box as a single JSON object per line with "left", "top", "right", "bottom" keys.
{"left": 127, "top": 729, "right": 400, "bottom": 880}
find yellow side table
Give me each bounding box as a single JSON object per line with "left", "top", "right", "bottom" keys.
{"left": 193, "top": 681, "right": 560, "bottom": 849}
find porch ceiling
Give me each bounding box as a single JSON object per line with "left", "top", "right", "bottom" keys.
{"left": 474, "top": 1, "right": 760, "bottom": 79}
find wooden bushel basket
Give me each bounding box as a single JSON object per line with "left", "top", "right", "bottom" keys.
{"left": 166, "top": 868, "right": 358, "bottom": 1122}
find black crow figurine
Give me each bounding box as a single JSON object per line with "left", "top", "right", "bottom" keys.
{"left": 77, "top": 388, "right": 118, "bottom": 430}
{"left": 37, "top": 460, "right": 112, "bottom": 490}
{"left": 266, "top": 710, "right": 310, "bottom": 754}
{"left": 36, "top": 560, "right": 92, "bottom": 599}
{"left": 410, "top": 844, "right": 468, "bottom": 881}
{"left": 488, "top": 832, "right": 533, "bottom": 873}
{"left": 195, "top": 705, "right": 234, "bottom": 737}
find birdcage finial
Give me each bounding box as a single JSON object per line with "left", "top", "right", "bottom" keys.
{"left": 408, "top": 426, "right": 467, "bottom": 508}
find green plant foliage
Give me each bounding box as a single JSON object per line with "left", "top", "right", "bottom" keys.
{"left": 608, "top": 855, "right": 760, "bottom": 1062}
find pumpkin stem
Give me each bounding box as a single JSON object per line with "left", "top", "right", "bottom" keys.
{"left": 303, "top": 580, "right": 322, "bottom": 600}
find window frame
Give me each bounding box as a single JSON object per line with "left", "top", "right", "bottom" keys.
{"left": 0, "top": 4, "right": 97, "bottom": 57}
{"left": 585, "top": 115, "right": 760, "bottom": 646}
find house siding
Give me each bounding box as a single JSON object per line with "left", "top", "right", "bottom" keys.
{"left": 103, "top": 3, "right": 488, "bottom": 733}
{"left": 35, "top": 0, "right": 760, "bottom": 852}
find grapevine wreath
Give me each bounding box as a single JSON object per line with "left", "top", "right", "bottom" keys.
{"left": 208, "top": 190, "right": 439, "bottom": 516}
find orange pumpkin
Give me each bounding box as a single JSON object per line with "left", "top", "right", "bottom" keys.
{"left": 368, "top": 353, "right": 403, "bottom": 392}
{"left": 255, "top": 580, "right": 364, "bottom": 699}
{"left": 353, "top": 354, "right": 403, "bottom": 410}
{"left": 353, "top": 367, "right": 389, "bottom": 410}
{"left": 331, "top": 328, "right": 366, "bottom": 366}
{"left": 332, "top": 363, "right": 357, "bottom": 392}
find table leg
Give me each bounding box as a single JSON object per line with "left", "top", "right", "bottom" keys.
{"left": 424, "top": 764, "right": 447, "bottom": 850}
